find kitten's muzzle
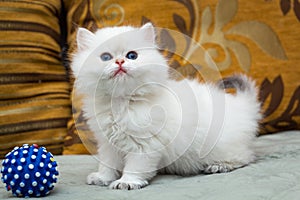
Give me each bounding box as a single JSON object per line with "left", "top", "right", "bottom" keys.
{"left": 113, "top": 59, "right": 127, "bottom": 77}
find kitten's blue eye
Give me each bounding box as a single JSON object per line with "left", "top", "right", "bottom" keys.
{"left": 100, "top": 52, "right": 113, "bottom": 61}
{"left": 126, "top": 51, "right": 138, "bottom": 60}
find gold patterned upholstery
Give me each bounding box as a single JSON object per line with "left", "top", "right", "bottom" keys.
{"left": 1, "top": 0, "right": 299, "bottom": 156}
{"left": 63, "top": 0, "right": 300, "bottom": 154}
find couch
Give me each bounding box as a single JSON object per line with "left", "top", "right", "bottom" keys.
{"left": 0, "top": 0, "right": 300, "bottom": 199}
{"left": 1, "top": 131, "right": 300, "bottom": 199}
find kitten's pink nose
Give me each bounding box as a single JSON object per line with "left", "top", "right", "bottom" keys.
{"left": 115, "top": 59, "right": 125, "bottom": 66}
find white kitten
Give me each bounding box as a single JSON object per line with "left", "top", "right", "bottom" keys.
{"left": 71, "top": 23, "right": 262, "bottom": 190}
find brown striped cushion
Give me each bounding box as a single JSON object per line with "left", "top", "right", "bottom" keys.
{"left": 0, "top": 0, "right": 71, "bottom": 158}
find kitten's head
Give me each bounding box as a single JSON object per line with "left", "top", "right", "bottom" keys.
{"left": 72, "top": 23, "right": 169, "bottom": 98}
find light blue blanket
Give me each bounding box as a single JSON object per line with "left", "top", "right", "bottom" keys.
{"left": 1, "top": 131, "right": 300, "bottom": 200}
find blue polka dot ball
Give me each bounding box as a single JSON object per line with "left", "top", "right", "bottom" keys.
{"left": 1, "top": 144, "right": 59, "bottom": 197}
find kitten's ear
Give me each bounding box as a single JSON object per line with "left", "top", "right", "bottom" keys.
{"left": 76, "top": 27, "right": 95, "bottom": 51}
{"left": 140, "top": 23, "right": 156, "bottom": 44}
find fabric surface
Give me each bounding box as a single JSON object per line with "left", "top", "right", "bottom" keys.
{"left": 0, "top": 0, "right": 71, "bottom": 158}
{"left": 64, "top": 0, "right": 300, "bottom": 154}
{"left": 2, "top": 131, "right": 300, "bottom": 200}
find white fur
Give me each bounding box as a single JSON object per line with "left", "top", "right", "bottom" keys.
{"left": 71, "top": 23, "right": 262, "bottom": 190}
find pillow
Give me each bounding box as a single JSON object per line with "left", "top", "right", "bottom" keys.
{"left": 0, "top": 0, "right": 71, "bottom": 158}
{"left": 64, "top": 0, "right": 300, "bottom": 154}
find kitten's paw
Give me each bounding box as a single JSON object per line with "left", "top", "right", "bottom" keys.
{"left": 109, "top": 179, "right": 148, "bottom": 190}
{"left": 87, "top": 172, "right": 114, "bottom": 186}
{"left": 204, "top": 163, "right": 235, "bottom": 174}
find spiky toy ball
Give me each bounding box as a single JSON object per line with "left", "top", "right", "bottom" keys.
{"left": 1, "top": 144, "right": 59, "bottom": 197}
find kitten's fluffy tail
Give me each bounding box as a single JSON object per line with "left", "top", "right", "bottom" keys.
{"left": 217, "top": 74, "right": 258, "bottom": 99}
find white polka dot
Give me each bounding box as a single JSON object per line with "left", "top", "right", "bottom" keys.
{"left": 10, "top": 181, "right": 15, "bottom": 186}
{"left": 32, "top": 181, "right": 37, "bottom": 187}
{"left": 13, "top": 151, "right": 18, "bottom": 156}
{"left": 42, "top": 154, "right": 46, "bottom": 159}
{"left": 5, "top": 151, "right": 11, "bottom": 157}
{"left": 39, "top": 162, "right": 44, "bottom": 168}
{"left": 8, "top": 168, "right": 12, "bottom": 173}
{"left": 17, "top": 166, "right": 22, "bottom": 171}
{"left": 5, "top": 159, "right": 9, "bottom": 163}
{"left": 31, "top": 155, "right": 36, "bottom": 160}
{"left": 48, "top": 163, "right": 52, "bottom": 168}
{"left": 13, "top": 147, "right": 19, "bottom": 150}
{"left": 28, "top": 190, "right": 33, "bottom": 194}
{"left": 33, "top": 148, "right": 39, "bottom": 153}
{"left": 11, "top": 159, "right": 16, "bottom": 164}
{"left": 4, "top": 175, "right": 7, "bottom": 180}
{"left": 16, "top": 189, "right": 21, "bottom": 194}
{"left": 22, "top": 150, "right": 28, "bottom": 154}
{"left": 14, "top": 174, "right": 19, "bottom": 179}
{"left": 5, "top": 152, "right": 11, "bottom": 157}
{"left": 46, "top": 171, "right": 50, "bottom": 177}
{"left": 19, "top": 182, "right": 25, "bottom": 187}
{"left": 40, "top": 186, "right": 44, "bottom": 191}
{"left": 35, "top": 172, "right": 41, "bottom": 177}
{"left": 42, "top": 179, "right": 47, "bottom": 184}
{"left": 24, "top": 173, "right": 30, "bottom": 179}
{"left": 28, "top": 164, "right": 34, "bottom": 170}
{"left": 20, "top": 158, "right": 26, "bottom": 163}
